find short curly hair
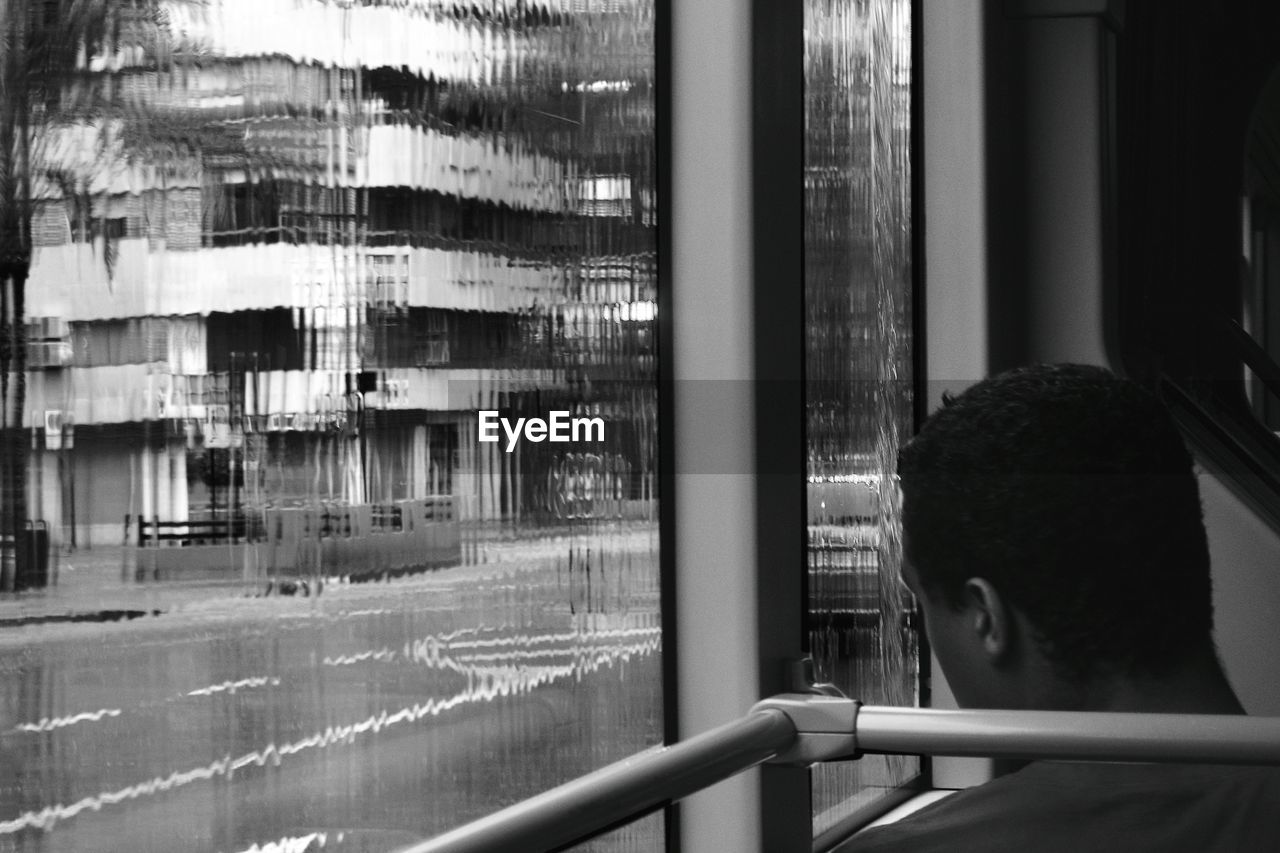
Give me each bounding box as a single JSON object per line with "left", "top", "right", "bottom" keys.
{"left": 897, "top": 364, "right": 1214, "bottom": 682}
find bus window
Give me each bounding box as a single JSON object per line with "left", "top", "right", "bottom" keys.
{"left": 804, "top": 0, "right": 921, "bottom": 836}
{"left": 0, "top": 1, "right": 661, "bottom": 850}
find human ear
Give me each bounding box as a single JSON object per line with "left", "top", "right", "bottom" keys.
{"left": 961, "top": 578, "right": 1013, "bottom": 662}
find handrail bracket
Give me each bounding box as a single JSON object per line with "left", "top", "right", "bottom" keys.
{"left": 750, "top": 693, "right": 862, "bottom": 765}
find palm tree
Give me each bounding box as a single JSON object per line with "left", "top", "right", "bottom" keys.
{"left": 3, "top": 0, "right": 345, "bottom": 589}
{"left": 0, "top": 0, "right": 165, "bottom": 589}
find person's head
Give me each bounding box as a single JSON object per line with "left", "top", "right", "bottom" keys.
{"left": 896, "top": 364, "right": 1216, "bottom": 709}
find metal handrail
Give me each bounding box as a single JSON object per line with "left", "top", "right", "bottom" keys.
{"left": 1225, "top": 318, "right": 1280, "bottom": 403}
{"left": 400, "top": 708, "right": 796, "bottom": 853}
{"left": 853, "top": 704, "right": 1280, "bottom": 764}
{"left": 407, "top": 696, "right": 1280, "bottom": 852}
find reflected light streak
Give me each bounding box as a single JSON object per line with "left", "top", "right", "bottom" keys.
{"left": 0, "top": 625, "right": 660, "bottom": 836}
{"left": 13, "top": 709, "right": 123, "bottom": 734}
{"left": 187, "top": 676, "right": 283, "bottom": 697}
{"left": 234, "top": 832, "right": 331, "bottom": 853}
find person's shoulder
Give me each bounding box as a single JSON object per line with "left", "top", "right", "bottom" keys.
{"left": 845, "top": 762, "right": 1280, "bottom": 853}
{"left": 845, "top": 771, "right": 1040, "bottom": 853}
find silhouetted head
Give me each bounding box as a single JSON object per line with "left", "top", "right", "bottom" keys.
{"left": 897, "top": 364, "right": 1216, "bottom": 708}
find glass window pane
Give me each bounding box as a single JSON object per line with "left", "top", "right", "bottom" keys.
{"left": 565, "top": 812, "right": 664, "bottom": 852}
{"left": 1243, "top": 72, "right": 1280, "bottom": 428}
{"left": 0, "top": 1, "right": 660, "bottom": 849}
{"left": 803, "top": 0, "right": 920, "bottom": 836}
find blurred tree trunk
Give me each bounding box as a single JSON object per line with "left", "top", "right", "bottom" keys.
{"left": 0, "top": 0, "right": 33, "bottom": 590}
{"left": 1, "top": 0, "right": 127, "bottom": 587}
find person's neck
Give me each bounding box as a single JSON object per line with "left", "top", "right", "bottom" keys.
{"left": 1041, "top": 648, "right": 1246, "bottom": 715}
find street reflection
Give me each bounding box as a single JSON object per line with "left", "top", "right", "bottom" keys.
{"left": 0, "top": 528, "right": 660, "bottom": 851}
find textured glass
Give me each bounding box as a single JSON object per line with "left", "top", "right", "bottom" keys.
{"left": 0, "top": 1, "right": 660, "bottom": 850}
{"left": 804, "top": 0, "right": 918, "bottom": 835}
{"left": 566, "top": 812, "right": 663, "bottom": 852}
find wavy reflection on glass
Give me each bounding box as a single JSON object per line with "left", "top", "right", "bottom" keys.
{"left": 0, "top": 535, "right": 659, "bottom": 849}
{"left": 0, "top": 0, "right": 659, "bottom": 849}
{"left": 804, "top": 0, "right": 918, "bottom": 836}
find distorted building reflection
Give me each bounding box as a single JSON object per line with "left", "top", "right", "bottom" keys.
{"left": 1, "top": 2, "right": 663, "bottom": 850}
{"left": 20, "top": 0, "right": 657, "bottom": 585}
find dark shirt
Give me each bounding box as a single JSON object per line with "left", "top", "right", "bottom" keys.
{"left": 850, "top": 761, "right": 1280, "bottom": 852}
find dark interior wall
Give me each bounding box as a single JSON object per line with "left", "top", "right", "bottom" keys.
{"left": 981, "top": 3, "right": 1031, "bottom": 372}
{"left": 1113, "top": 0, "right": 1280, "bottom": 390}
{"left": 981, "top": 4, "right": 1119, "bottom": 371}
{"left": 977, "top": 0, "right": 1280, "bottom": 388}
